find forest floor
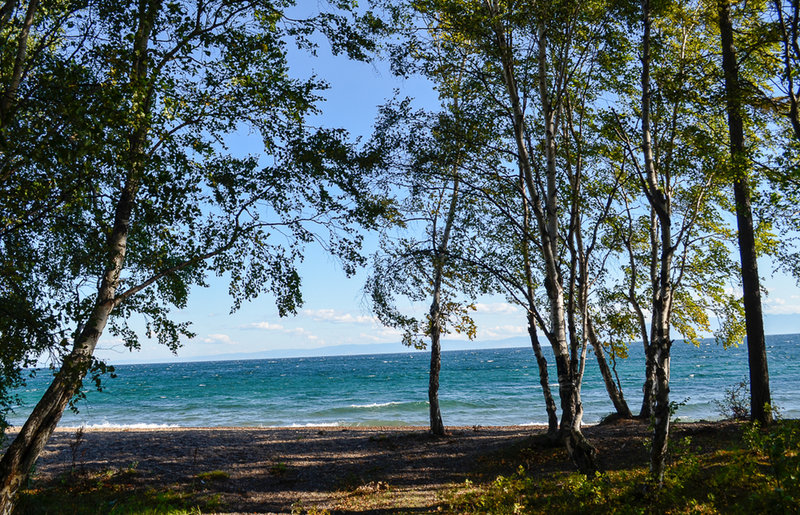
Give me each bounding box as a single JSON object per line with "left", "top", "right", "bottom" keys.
{"left": 9, "top": 418, "right": 795, "bottom": 513}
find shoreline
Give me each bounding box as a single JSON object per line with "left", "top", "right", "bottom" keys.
{"left": 11, "top": 424, "right": 550, "bottom": 512}
{"left": 3, "top": 424, "right": 551, "bottom": 435}
{"left": 6, "top": 419, "right": 741, "bottom": 513}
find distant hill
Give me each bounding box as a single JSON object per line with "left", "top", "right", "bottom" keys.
{"left": 109, "top": 336, "right": 536, "bottom": 364}
{"left": 105, "top": 314, "right": 800, "bottom": 365}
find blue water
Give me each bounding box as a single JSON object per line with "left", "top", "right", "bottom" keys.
{"left": 8, "top": 334, "right": 800, "bottom": 428}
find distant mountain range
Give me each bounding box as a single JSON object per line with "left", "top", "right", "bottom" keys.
{"left": 123, "top": 336, "right": 535, "bottom": 364}
{"left": 108, "top": 313, "right": 800, "bottom": 365}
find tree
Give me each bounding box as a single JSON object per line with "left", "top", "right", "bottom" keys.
{"left": 366, "top": 95, "right": 489, "bottom": 436}
{"left": 599, "top": 0, "right": 749, "bottom": 483}
{"left": 394, "top": 0, "right": 646, "bottom": 472}
{"left": 1, "top": 0, "right": 108, "bottom": 435}
{"left": 717, "top": 0, "right": 772, "bottom": 426}
{"left": 0, "top": 0, "right": 385, "bottom": 511}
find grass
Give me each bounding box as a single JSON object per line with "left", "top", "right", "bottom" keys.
{"left": 16, "top": 466, "right": 222, "bottom": 514}
{"left": 445, "top": 420, "right": 800, "bottom": 514}
{"left": 13, "top": 420, "right": 800, "bottom": 514}
{"left": 194, "top": 470, "right": 229, "bottom": 482}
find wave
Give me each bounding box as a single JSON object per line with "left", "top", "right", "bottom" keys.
{"left": 63, "top": 422, "right": 181, "bottom": 429}
{"left": 349, "top": 401, "right": 405, "bottom": 409}
{"left": 284, "top": 422, "right": 341, "bottom": 428}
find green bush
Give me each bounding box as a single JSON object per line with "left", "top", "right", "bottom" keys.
{"left": 744, "top": 420, "right": 800, "bottom": 509}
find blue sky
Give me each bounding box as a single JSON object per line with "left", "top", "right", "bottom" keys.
{"left": 92, "top": 31, "right": 800, "bottom": 365}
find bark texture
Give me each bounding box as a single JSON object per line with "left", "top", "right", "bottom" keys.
{"left": 487, "top": 1, "right": 596, "bottom": 472}
{"left": 527, "top": 315, "right": 559, "bottom": 435}
{"left": 717, "top": 0, "right": 772, "bottom": 426}
{"left": 521, "top": 181, "right": 559, "bottom": 436}
{"left": 587, "top": 320, "right": 633, "bottom": 419}
{"left": 641, "top": 0, "right": 674, "bottom": 484}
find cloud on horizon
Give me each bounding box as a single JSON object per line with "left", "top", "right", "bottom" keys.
{"left": 243, "top": 321, "right": 322, "bottom": 344}
{"left": 764, "top": 295, "right": 800, "bottom": 315}
{"left": 474, "top": 302, "right": 520, "bottom": 314}
{"left": 303, "top": 308, "right": 378, "bottom": 325}
{"left": 201, "top": 333, "right": 235, "bottom": 345}
{"left": 481, "top": 324, "right": 528, "bottom": 339}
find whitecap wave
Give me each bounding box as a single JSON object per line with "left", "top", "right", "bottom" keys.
{"left": 67, "top": 421, "right": 181, "bottom": 429}
{"left": 349, "top": 401, "right": 403, "bottom": 409}
{"left": 285, "top": 422, "right": 340, "bottom": 428}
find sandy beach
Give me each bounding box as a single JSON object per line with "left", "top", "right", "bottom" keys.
{"left": 3, "top": 419, "right": 683, "bottom": 513}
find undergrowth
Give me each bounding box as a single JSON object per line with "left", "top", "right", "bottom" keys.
{"left": 15, "top": 466, "right": 219, "bottom": 515}
{"left": 447, "top": 420, "right": 800, "bottom": 514}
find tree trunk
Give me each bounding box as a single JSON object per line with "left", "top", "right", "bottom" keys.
{"left": 520, "top": 172, "right": 558, "bottom": 436}
{"left": 428, "top": 327, "right": 445, "bottom": 436}
{"left": 534, "top": 20, "right": 596, "bottom": 474}
{"left": 426, "top": 173, "right": 460, "bottom": 437}
{"left": 0, "top": 176, "right": 138, "bottom": 513}
{"left": 641, "top": 0, "right": 676, "bottom": 485}
{"left": 527, "top": 315, "right": 559, "bottom": 435}
{"left": 587, "top": 319, "right": 633, "bottom": 419}
{"left": 0, "top": 4, "right": 154, "bottom": 509}
{"left": 649, "top": 328, "right": 672, "bottom": 483}
{"left": 0, "top": 338, "right": 99, "bottom": 513}
{"left": 717, "top": 0, "right": 772, "bottom": 426}
{"left": 640, "top": 343, "right": 656, "bottom": 419}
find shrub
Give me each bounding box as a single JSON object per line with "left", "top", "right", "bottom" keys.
{"left": 744, "top": 420, "right": 800, "bottom": 509}
{"left": 714, "top": 379, "right": 749, "bottom": 420}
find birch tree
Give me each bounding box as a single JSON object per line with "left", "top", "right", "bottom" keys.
{"left": 366, "top": 93, "right": 490, "bottom": 435}
{"left": 607, "top": 0, "right": 746, "bottom": 482}
{"left": 391, "top": 0, "right": 642, "bottom": 471}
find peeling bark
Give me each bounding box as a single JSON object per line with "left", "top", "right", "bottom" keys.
{"left": 527, "top": 315, "right": 559, "bottom": 436}
{"left": 641, "top": 0, "right": 674, "bottom": 484}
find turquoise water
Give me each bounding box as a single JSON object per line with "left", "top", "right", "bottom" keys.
{"left": 8, "top": 334, "right": 800, "bottom": 428}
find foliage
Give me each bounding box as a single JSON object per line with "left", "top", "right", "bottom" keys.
{"left": 364, "top": 98, "right": 492, "bottom": 350}
{"left": 16, "top": 469, "right": 210, "bottom": 514}
{"left": 195, "top": 470, "right": 229, "bottom": 482}
{"left": 744, "top": 420, "right": 800, "bottom": 508}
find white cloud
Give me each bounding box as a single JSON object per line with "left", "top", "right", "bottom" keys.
{"left": 286, "top": 327, "right": 320, "bottom": 341}
{"left": 481, "top": 324, "right": 528, "bottom": 339}
{"left": 244, "top": 321, "right": 322, "bottom": 343}
{"left": 201, "top": 333, "right": 235, "bottom": 345}
{"left": 246, "top": 321, "right": 285, "bottom": 330}
{"left": 359, "top": 326, "right": 403, "bottom": 343}
{"left": 303, "top": 309, "right": 378, "bottom": 325}
{"left": 474, "top": 302, "right": 520, "bottom": 314}
{"left": 442, "top": 331, "right": 471, "bottom": 341}
{"left": 764, "top": 296, "right": 800, "bottom": 315}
